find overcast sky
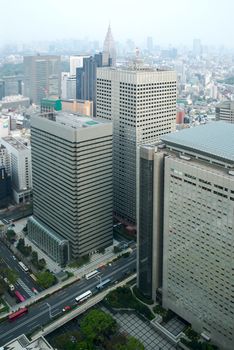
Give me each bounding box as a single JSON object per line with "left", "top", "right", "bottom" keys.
{"left": 1, "top": 0, "right": 234, "bottom": 48}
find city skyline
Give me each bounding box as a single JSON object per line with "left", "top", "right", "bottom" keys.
{"left": 1, "top": 0, "right": 234, "bottom": 48}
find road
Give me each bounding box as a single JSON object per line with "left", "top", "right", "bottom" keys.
{"left": 0, "top": 243, "right": 43, "bottom": 300}
{"left": 0, "top": 250, "right": 136, "bottom": 346}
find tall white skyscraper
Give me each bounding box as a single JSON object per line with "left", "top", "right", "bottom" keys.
{"left": 96, "top": 66, "right": 177, "bottom": 223}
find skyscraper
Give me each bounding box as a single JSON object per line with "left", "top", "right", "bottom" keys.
{"left": 102, "top": 24, "right": 116, "bottom": 66}
{"left": 23, "top": 55, "right": 61, "bottom": 104}
{"left": 28, "top": 113, "right": 113, "bottom": 265}
{"left": 96, "top": 66, "right": 177, "bottom": 223}
{"left": 137, "top": 122, "right": 234, "bottom": 350}
{"left": 76, "top": 52, "right": 105, "bottom": 116}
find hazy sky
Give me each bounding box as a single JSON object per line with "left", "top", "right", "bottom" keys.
{"left": 1, "top": 0, "right": 234, "bottom": 48}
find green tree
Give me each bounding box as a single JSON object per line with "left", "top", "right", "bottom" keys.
{"left": 2, "top": 268, "right": 18, "bottom": 284}
{"left": 36, "top": 271, "right": 56, "bottom": 288}
{"left": 0, "top": 279, "right": 7, "bottom": 296}
{"left": 80, "top": 309, "right": 117, "bottom": 344}
{"left": 37, "top": 258, "right": 46, "bottom": 270}
{"left": 17, "top": 238, "right": 25, "bottom": 249}
{"left": 114, "top": 336, "right": 145, "bottom": 350}
{"left": 31, "top": 251, "right": 38, "bottom": 263}
{"left": 6, "top": 229, "right": 16, "bottom": 242}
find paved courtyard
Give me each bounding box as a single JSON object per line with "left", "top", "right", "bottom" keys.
{"left": 103, "top": 308, "right": 176, "bottom": 350}
{"left": 162, "top": 317, "right": 187, "bottom": 336}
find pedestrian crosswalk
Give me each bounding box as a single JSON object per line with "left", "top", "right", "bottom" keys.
{"left": 16, "top": 279, "right": 34, "bottom": 298}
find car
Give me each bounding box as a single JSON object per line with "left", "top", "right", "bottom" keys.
{"left": 62, "top": 305, "right": 71, "bottom": 312}
{"left": 3, "top": 277, "right": 9, "bottom": 284}
{"left": 12, "top": 255, "right": 17, "bottom": 260}
{"left": 32, "top": 287, "right": 39, "bottom": 294}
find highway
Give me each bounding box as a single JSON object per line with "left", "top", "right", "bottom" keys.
{"left": 0, "top": 243, "right": 43, "bottom": 299}
{"left": 0, "top": 250, "right": 136, "bottom": 346}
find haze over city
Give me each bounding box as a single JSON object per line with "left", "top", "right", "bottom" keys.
{"left": 1, "top": 0, "right": 234, "bottom": 47}
{"left": 0, "top": 1, "right": 234, "bottom": 350}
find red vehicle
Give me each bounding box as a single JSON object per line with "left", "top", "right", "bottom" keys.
{"left": 8, "top": 307, "right": 28, "bottom": 322}
{"left": 15, "top": 290, "right": 26, "bottom": 303}
{"left": 62, "top": 305, "right": 71, "bottom": 312}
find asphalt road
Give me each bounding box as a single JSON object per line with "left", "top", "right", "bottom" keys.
{"left": 0, "top": 243, "right": 43, "bottom": 300}
{"left": 0, "top": 251, "right": 136, "bottom": 346}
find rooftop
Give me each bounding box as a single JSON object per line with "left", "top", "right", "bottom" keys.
{"left": 41, "top": 112, "right": 109, "bottom": 129}
{"left": 1, "top": 136, "right": 30, "bottom": 151}
{"left": 101, "top": 65, "right": 174, "bottom": 73}
{"left": 161, "top": 121, "right": 234, "bottom": 163}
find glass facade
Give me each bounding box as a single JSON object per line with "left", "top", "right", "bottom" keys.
{"left": 138, "top": 158, "right": 153, "bottom": 298}
{"left": 28, "top": 216, "right": 69, "bottom": 267}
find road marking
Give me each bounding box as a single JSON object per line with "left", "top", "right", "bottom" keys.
{"left": 17, "top": 279, "right": 34, "bottom": 297}
{"left": 0, "top": 260, "right": 136, "bottom": 340}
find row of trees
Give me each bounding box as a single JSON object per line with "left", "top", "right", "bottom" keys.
{"left": 0, "top": 258, "right": 18, "bottom": 296}
{"left": 51, "top": 309, "right": 144, "bottom": 350}
{"left": 17, "top": 238, "right": 46, "bottom": 270}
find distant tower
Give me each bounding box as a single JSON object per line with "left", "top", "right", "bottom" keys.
{"left": 102, "top": 24, "right": 116, "bottom": 66}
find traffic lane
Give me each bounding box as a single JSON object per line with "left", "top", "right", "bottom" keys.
{"left": 0, "top": 242, "right": 43, "bottom": 292}
{"left": 0, "top": 258, "right": 136, "bottom": 345}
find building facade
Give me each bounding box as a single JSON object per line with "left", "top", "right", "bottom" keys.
{"left": 76, "top": 53, "right": 105, "bottom": 116}
{"left": 102, "top": 24, "right": 116, "bottom": 66}
{"left": 28, "top": 113, "right": 113, "bottom": 265}
{"left": 96, "top": 66, "right": 177, "bottom": 223}
{"left": 215, "top": 101, "right": 234, "bottom": 123}
{"left": 137, "top": 122, "right": 234, "bottom": 350}
{"left": 0, "top": 136, "right": 32, "bottom": 204}
{"left": 23, "top": 55, "right": 61, "bottom": 104}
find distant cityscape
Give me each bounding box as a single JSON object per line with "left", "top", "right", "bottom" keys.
{"left": 0, "top": 23, "right": 233, "bottom": 350}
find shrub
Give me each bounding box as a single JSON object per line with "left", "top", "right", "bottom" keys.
{"left": 132, "top": 286, "right": 154, "bottom": 305}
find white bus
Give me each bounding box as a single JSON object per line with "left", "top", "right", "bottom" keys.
{"left": 18, "top": 261, "right": 29, "bottom": 272}
{"left": 75, "top": 290, "right": 92, "bottom": 303}
{"left": 85, "top": 270, "right": 100, "bottom": 280}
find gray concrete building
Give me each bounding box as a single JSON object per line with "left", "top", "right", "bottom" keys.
{"left": 28, "top": 113, "right": 113, "bottom": 265}
{"left": 23, "top": 55, "right": 61, "bottom": 104}
{"left": 215, "top": 100, "right": 234, "bottom": 123}
{"left": 96, "top": 66, "right": 177, "bottom": 223}
{"left": 137, "top": 122, "right": 234, "bottom": 350}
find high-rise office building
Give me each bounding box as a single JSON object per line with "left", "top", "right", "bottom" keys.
{"left": 215, "top": 101, "right": 234, "bottom": 123}
{"left": 23, "top": 55, "right": 61, "bottom": 104}
{"left": 70, "top": 55, "right": 89, "bottom": 76}
{"left": 2, "top": 75, "right": 23, "bottom": 96}
{"left": 28, "top": 113, "right": 113, "bottom": 266}
{"left": 76, "top": 52, "right": 105, "bottom": 116}
{"left": 96, "top": 66, "right": 177, "bottom": 223}
{"left": 137, "top": 122, "right": 234, "bottom": 350}
{"left": 102, "top": 24, "right": 116, "bottom": 66}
